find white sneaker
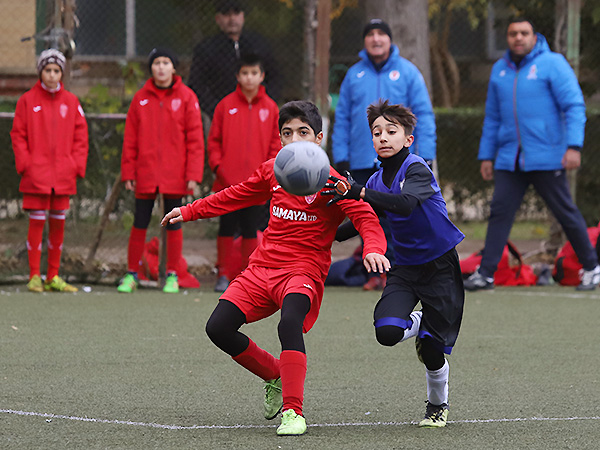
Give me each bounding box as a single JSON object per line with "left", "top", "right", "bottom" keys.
{"left": 576, "top": 265, "right": 600, "bottom": 291}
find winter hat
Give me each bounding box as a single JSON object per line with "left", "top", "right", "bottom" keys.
{"left": 363, "top": 19, "right": 392, "bottom": 40}
{"left": 148, "top": 47, "right": 179, "bottom": 72}
{"left": 37, "top": 49, "right": 66, "bottom": 75}
{"left": 216, "top": 0, "right": 244, "bottom": 14}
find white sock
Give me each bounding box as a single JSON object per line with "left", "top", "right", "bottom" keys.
{"left": 400, "top": 310, "right": 422, "bottom": 342}
{"left": 426, "top": 359, "right": 449, "bottom": 406}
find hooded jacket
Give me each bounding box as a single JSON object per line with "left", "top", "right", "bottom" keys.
{"left": 208, "top": 84, "right": 280, "bottom": 192}
{"left": 11, "top": 81, "right": 88, "bottom": 195}
{"left": 121, "top": 75, "right": 205, "bottom": 195}
{"left": 478, "top": 34, "right": 586, "bottom": 171}
{"left": 332, "top": 44, "right": 436, "bottom": 169}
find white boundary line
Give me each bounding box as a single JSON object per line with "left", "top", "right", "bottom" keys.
{"left": 2, "top": 409, "right": 599, "bottom": 430}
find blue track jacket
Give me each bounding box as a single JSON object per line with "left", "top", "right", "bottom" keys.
{"left": 332, "top": 45, "right": 436, "bottom": 169}
{"left": 478, "top": 34, "right": 586, "bottom": 171}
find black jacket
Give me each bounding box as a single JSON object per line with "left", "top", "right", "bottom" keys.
{"left": 188, "top": 30, "right": 280, "bottom": 116}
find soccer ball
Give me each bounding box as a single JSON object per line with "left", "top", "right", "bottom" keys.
{"left": 274, "top": 141, "right": 331, "bottom": 196}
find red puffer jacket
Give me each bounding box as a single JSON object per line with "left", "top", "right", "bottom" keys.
{"left": 208, "top": 84, "right": 280, "bottom": 192}
{"left": 11, "top": 81, "right": 88, "bottom": 195}
{"left": 121, "top": 76, "right": 205, "bottom": 195}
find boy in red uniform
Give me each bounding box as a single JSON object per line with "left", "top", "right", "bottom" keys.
{"left": 162, "top": 101, "right": 389, "bottom": 436}
{"left": 11, "top": 49, "right": 88, "bottom": 293}
{"left": 208, "top": 53, "right": 280, "bottom": 292}
{"left": 119, "top": 48, "right": 204, "bottom": 294}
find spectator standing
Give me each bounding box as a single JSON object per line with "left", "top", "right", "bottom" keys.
{"left": 332, "top": 19, "right": 436, "bottom": 178}
{"left": 208, "top": 53, "right": 280, "bottom": 292}
{"left": 118, "top": 48, "right": 205, "bottom": 294}
{"left": 188, "top": 0, "right": 280, "bottom": 117}
{"left": 11, "top": 49, "right": 88, "bottom": 293}
{"left": 464, "top": 18, "right": 600, "bottom": 291}
{"left": 331, "top": 19, "right": 437, "bottom": 291}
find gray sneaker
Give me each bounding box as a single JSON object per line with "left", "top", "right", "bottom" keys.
{"left": 214, "top": 276, "right": 230, "bottom": 292}
{"left": 464, "top": 269, "right": 494, "bottom": 291}
{"left": 576, "top": 265, "right": 600, "bottom": 291}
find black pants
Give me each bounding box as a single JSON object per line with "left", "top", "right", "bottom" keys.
{"left": 480, "top": 170, "right": 597, "bottom": 277}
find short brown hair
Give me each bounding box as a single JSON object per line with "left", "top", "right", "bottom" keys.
{"left": 367, "top": 99, "right": 417, "bottom": 136}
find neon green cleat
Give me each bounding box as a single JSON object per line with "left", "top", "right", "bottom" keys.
{"left": 418, "top": 402, "right": 449, "bottom": 428}
{"left": 27, "top": 275, "right": 44, "bottom": 293}
{"left": 44, "top": 276, "right": 78, "bottom": 292}
{"left": 276, "top": 409, "right": 307, "bottom": 436}
{"left": 163, "top": 273, "right": 179, "bottom": 293}
{"left": 117, "top": 273, "right": 138, "bottom": 293}
{"left": 264, "top": 378, "right": 283, "bottom": 420}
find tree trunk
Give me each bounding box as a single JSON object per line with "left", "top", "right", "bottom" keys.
{"left": 363, "top": 0, "right": 432, "bottom": 98}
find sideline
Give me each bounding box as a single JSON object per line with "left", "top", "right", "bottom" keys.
{"left": 2, "top": 408, "right": 599, "bottom": 430}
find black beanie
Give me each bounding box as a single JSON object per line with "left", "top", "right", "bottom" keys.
{"left": 363, "top": 19, "right": 392, "bottom": 40}
{"left": 148, "top": 47, "right": 179, "bottom": 72}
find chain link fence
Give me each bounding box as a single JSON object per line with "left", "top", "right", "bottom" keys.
{"left": 1, "top": 0, "right": 600, "bottom": 283}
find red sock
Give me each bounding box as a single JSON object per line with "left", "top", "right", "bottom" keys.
{"left": 166, "top": 228, "right": 183, "bottom": 273}
{"left": 280, "top": 350, "right": 307, "bottom": 416}
{"left": 127, "top": 227, "right": 147, "bottom": 272}
{"left": 47, "top": 211, "right": 66, "bottom": 279}
{"left": 232, "top": 339, "right": 280, "bottom": 381}
{"left": 216, "top": 236, "right": 235, "bottom": 279}
{"left": 240, "top": 238, "right": 257, "bottom": 272}
{"left": 27, "top": 211, "right": 46, "bottom": 278}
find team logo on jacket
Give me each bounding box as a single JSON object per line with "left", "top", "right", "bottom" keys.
{"left": 229, "top": 108, "right": 238, "bottom": 115}
{"left": 171, "top": 98, "right": 182, "bottom": 111}
{"left": 357, "top": 71, "right": 365, "bottom": 78}
{"left": 527, "top": 65, "right": 538, "bottom": 80}
{"left": 259, "top": 108, "right": 269, "bottom": 122}
{"left": 389, "top": 70, "right": 400, "bottom": 81}
{"left": 59, "top": 104, "right": 68, "bottom": 118}
{"left": 499, "top": 70, "right": 506, "bottom": 77}
{"left": 305, "top": 193, "right": 318, "bottom": 204}
{"left": 33, "top": 106, "right": 42, "bottom": 113}
{"left": 140, "top": 99, "right": 149, "bottom": 106}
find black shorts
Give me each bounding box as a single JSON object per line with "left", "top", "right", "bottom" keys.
{"left": 373, "top": 248, "right": 464, "bottom": 354}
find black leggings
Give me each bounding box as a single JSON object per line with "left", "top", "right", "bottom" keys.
{"left": 218, "top": 205, "right": 262, "bottom": 238}
{"left": 133, "top": 197, "right": 182, "bottom": 231}
{"left": 205, "top": 293, "right": 311, "bottom": 357}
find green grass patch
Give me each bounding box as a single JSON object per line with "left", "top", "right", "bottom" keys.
{"left": 1, "top": 285, "right": 599, "bottom": 449}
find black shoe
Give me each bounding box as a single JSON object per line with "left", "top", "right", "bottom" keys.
{"left": 418, "top": 401, "right": 449, "bottom": 427}
{"left": 464, "top": 270, "right": 494, "bottom": 291}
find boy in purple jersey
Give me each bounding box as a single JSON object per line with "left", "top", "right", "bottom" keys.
{"left": 323, "top": 100, "right": 464, "bottom": 428}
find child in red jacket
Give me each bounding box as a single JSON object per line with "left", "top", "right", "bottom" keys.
{"left": 119, "top": 47, "right": 204, "bottom": 294}
{"left": 208, "top": 53, "right": 280, "bottom": 292}
{"left": 11, "top": 49, "right": 89, "bottom": 293}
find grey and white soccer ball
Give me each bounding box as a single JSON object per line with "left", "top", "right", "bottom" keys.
{"left": 274, "top": 141, "right": 331, "bottom": 196}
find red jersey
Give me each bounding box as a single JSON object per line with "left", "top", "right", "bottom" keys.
{"left": 121, "top": 75, "right": 205, "bottom": 196}
{"left": 208, "top": 84, "right": 280, "bottom": 192}
{"left": 180, "top": 159, "right": 387, "bottom": 283}
{"left": 11, "top": 81, "right": 88, "bottom": 195}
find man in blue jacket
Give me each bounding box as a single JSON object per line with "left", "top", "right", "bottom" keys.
{"left": 465, "top": 18, "right": 600, "bottom": 291}
{"left": 331, "top": 19, "right": 436, "bottom": 290}
{"left": 332, "top": 19, "right": 436, "bottom": 180}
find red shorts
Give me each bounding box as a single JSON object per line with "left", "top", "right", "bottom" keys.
{"left": 23, "top": 193, "right": 70, "bottom": 211}
{"left": 222, "top": 265, "right": 324, "bottom": 333}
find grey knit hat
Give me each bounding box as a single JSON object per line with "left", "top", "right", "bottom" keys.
{"left": 37, "top": 49, "right": 66, "bottom": 74}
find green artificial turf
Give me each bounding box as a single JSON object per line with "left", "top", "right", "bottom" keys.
{"left": 1, "top": 284, "right": 599, "bottom": 449}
